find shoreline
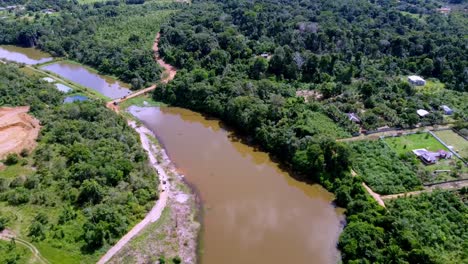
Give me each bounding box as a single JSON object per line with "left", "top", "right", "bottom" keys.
{"left": 99, "top": 119, "right": 200, "bottom": 263}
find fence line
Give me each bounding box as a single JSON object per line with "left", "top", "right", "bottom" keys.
{"left": 428, "top": 131, "right": 467, "bottom": 164}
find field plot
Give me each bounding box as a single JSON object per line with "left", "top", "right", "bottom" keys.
{"left": 385, "top": 133, "right": 467, "bottom": 182}
{"left": 434, "top": 130, "right": 468, "bottom": 159}
{"left": 385, "top": 133, "right": 448, "bottom": 155}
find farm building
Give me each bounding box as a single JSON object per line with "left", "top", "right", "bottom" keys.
{"left": 412, "top": 148, "right": 452, "bottom": 165}
{"left": 41, "top": 77, "right": 55, "bottom": 83}
{"left": 417, "top": 109, "right": 429, "bottom": 117}
{"left": 440, "top": 105, "right": 453, "bottom": 115}
{"left": 408, "top": 75, "right": 426, "bottom": 86}
{"left": 347, "top": 113, "right": 361, "bottom": 123}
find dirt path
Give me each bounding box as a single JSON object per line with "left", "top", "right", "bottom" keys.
{"left": 337, "top": 125, "right": 452, "bottom": 142}
{"left": 97, "top": 122, "right": 171, "bottom": 264}
{"left": 381, "top": 179, "right": 468, "bottom": 200}
{"left": 107, "top": 33, "right": 177, "bottom": 113}
{"left": 0, "top": 229, "right": 50, "bottom": 264}
{"left": 99, "top": 32, "right": 181, "bottom": 264}
{"left": 361, "top": 183, "right": 386, "bottom": 207}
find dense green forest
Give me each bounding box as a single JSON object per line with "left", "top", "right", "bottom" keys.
{"left": 0, "top": 64, "right": 158, "bottom": 262}
{"left": 156, "top": 0, "right": 467, "bottom": 133}
{"left": 0, "top": 0, "right": 187, "bottom": 89}
{"left": 152, "top": 0, "right": 468, "bottom": 262}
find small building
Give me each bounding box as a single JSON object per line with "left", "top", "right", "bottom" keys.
{"left": 440, "top": 105, "right": 453, "bottom": 115}
{"left": 437, "top": 7, "right": 451, "bottom": 14}
{"left": 416, "top": 109, "right": 429, "bottom": 117}
{"left": 259, "top": 53, "right": 271, "bottom": 60}
{"left": 408, "top": 75, "right": 426, "bottom": 86}
{"left": 41, "top": 77, "right": 55, "bottom": 83}
{"left": 42, "top": 8, "right": 55, "bottom": 15}
{"left": 346, "top": 113, "right": 361, "bottom": 123}
{"left": 412, "top": 148, "right": 452, "bottom": 165}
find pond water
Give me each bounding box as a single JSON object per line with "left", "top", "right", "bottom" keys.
{"left": 41, "top": 61, "right": 131, "bottom": 99}
{"left": 129, "top": 106, "right": 344, "bottom": 264}
{"left": 0, "top": 45, "right": 52, "bottom": 64}
{"left": 64, "top": 95, "right": 88, "bottom": 103}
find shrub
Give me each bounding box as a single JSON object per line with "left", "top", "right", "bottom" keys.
{"left": 4, "top": 153, "right": 19, "bottom": 165}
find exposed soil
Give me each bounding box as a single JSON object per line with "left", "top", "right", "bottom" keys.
{"left": 107, "top": 123, "right": 199, "bottom": 264}
{"left": 101, "top": 32, "right": 198, "bottom": 264}
{"left": 0, "top": 106, "right": 40, "bottom": 160}
{"left": 381, "top": 179, "right": 468, "bottom": 200}
{"left": 106, "top": 33, "right": 177, "bottom": 113}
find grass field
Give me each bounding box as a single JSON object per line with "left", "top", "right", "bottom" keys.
{"left": 434, "top": 130, "right": 468, "bottom": 158}
{"left": 384, "top": 133, "right": 467, "bottom": 182}
{"left": 384, "top": 132, "right": 447, "bottom": 155}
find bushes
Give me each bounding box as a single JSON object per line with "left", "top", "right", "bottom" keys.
{"left": 0, "top": 64, "right": 158, "bottom": 257}
{"left": 349, "top": 140, "right": 422, "bottom": 194}
{"left": 4, "top": 153, "right": 19, "bottom": 166}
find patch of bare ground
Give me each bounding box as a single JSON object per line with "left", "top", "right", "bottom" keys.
{"left": 296, "top": 90, "right": 323, "bottom": 102}
{"left": 0, "top": 106, "right": 40, "bottom": 159}
{"left": 108, "top": 124, "right": 199, "bottom": 264}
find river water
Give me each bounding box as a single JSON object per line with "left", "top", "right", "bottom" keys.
{"left": 41, "top": 62, "right": 131, "bottom": 99}
{"left": 129, "top": 106, "right": 344, "bottom": 264}
{"left": 1, "top": 45, "right": 344, "bottom": 264}
{"left": 0, "top": 45, "right": 53, "bottom": 64}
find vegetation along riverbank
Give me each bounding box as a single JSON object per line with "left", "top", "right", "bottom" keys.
{"left": 0, "top": 0, "right": 466, "bottom": 263}
{"left": 152, "top": 0, "right": 467, "bottom": 263}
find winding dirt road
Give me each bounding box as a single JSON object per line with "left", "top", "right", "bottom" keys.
{"left": 98, "top": 32, "right": 177, "bottom": 264}
{"left": 106, "top": 33, "right": 176, "bottom": 113}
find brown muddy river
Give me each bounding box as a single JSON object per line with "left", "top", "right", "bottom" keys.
{"left": 129, "top": 106, "right": 344, "bottom": 264}
{"left": 41, "top": 61, "right": 131, "bottom": 99}
{"left": 0, "top": 45, "right": 53, "bottom": 64}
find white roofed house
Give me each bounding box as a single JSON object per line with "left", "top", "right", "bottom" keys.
{"left": 416, "top": 109, "right": 429, "bottom": 117}
{"left": 408, "top": 75, "right": 426, "bottom": 86}
{"left": 440, "top": 105, "right": 453, "bottom": 115}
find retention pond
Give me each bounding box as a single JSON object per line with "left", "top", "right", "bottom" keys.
{"left": 0, "top": 45, "right": 52, "bottom": 64}
{"left": 41, "top": 61, "right": 131, "bottom": 99}
{"left": 129, "top": 106, "right": 344, "bottom": 264}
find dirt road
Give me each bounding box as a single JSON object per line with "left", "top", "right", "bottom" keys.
{"left": 0, "top": 106, "right": 40, "bottom": 159}
{"left": 97, "top": 122, "right": 171, "bottom": 264}
{"left": 381, "top": 179, "right": 468, "bottom": 200}
{"left": 337, "top": 125, "right": 452, "bottom": 142}
{"left": 106, "top": 33, "right": 177, "bottom": 113}
{"left": 99, "top": 32, "right": 180, "bottom": 264}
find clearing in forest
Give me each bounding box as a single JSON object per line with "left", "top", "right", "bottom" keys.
{"left": 0, "top": 106, "right": 40, "bottom": 160}
{"left": 384, "top": 132, "right": 447, "bottom": 156}
{"left": 384, "top": 133, "right": 467, "bottom": 181}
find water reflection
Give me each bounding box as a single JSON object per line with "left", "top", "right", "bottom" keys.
{"left": 42, "top": 62, "right": 131, "bottom": 99}
{"left": 129, "top": 106, "right": 343, "bottom": 264}
{"left": 0, "top": 45, "right": 52, "bottom": 64}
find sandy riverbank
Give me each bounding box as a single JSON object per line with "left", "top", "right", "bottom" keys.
{"left": 99, "top": 120, "right": 199, "bottom": 264}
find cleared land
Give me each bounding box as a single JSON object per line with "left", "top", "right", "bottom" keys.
{"left": 385, "top": 133, "right": 467, "bottom": 181}
{"left": 0, "top": 106, "right": 40, "bottom": 160}
{"left": 384, "top": 132, "right": 448, "bottom": 155}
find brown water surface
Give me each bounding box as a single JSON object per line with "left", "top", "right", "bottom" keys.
{"left": 129, "top": 106, "right": 344, "bottom": 264}
{"left": 41, "top": 61, "right": 131, "bottom": 99}
{"left": 0, "top": 45, "right": 52, "bottom": 64}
